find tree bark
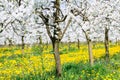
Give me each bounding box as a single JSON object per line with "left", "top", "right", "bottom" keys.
{"left": 87, "top": 39, "right": 93, "bottom": 66}
{"left": 77, "top": 39, "right": 80, "bottom": 49}
{"left": 21, "top": 36, "right": 24, "bottom": 50}
{"left": 8, "top": 38, "right": 13, "bottom": 46}
{"left": 68, "top": 41, "right": 71, "bottom": 51}
{"left": 18, "top": 0, "right": 21, "bottom": 6}
{"left": 52, "top": 40, "right": 62, "bottom": 77}
{"left": 38, "top": 36, "right": 42, "bottom": 46}
{"left": 105, "top": 27, "right": 109, "bottom": 62}
{"left": 83, "top": 29, "right": 94, "bottom": 66}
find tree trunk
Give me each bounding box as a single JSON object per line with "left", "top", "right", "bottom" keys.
{"left": 38, "top": 36, "right": 42, "bottom": 46}
{"left": 39, "top": 0, "right": 70, "bottom": 77}
{"left": 87, "top": 39, "right": 93, "bottom": 66}
{"left": 4, "top": 40, "right": 6, "bottom": 46}
{"left": 77, "top": 39, "right": 80, "bottom": 49}
{"left": 68, "top": 41, "right": 71, "bottom": 51}
{"left": 21, "top": 36, "right": 24, "bottom": 50}
{"left": 68, "top": 36, "right": 71, "bottom": 51}
{"left": 84, "top": 31, "right": 94, "bottom": 66}
{"left": 105, "top": 27, "right": 109, "bottom": 62}
{"left": 52, "top": 40, "right": 62, "bottom": 77}
{"left": 116, "top": 38, "right": 118, "bottom": 45}
{"left": 8, "top": 39, "right": 12, "bottom": 46}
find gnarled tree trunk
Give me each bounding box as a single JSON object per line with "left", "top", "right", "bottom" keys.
{"left": 37, "top": 0, "right": 71, "bottom": 77}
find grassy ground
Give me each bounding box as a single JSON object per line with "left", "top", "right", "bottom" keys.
{"left": 0, "top": 43, "right": 120, "bottom": 80}
{"left": 14, "top": 53, "right": 120, "bottom": 80}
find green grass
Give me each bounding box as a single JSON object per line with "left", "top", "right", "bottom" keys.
{"left": 1, "top": 42, "right": 120, "bottom": 80}
{"left": 13, "top": 52, "right": 120, "bottom": 80}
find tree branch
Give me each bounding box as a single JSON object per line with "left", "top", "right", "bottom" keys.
{"left": 46, "top": 25, "right": 53, "bottom": 40}
{"left": 60, "top": 17, "right": 72, "bottom": 40}
{"left": 37, "top": 10, "right": 53, "bottom": 40}
{"left": 55, "top": 15, "right": 67, "bottom": 23}
{"left": 0, "top": 20, "right": 14, "bottom": 33}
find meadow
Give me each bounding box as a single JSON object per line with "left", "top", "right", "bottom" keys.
{"left": 0, "top": 42, "right": 120, "bottom": 80}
